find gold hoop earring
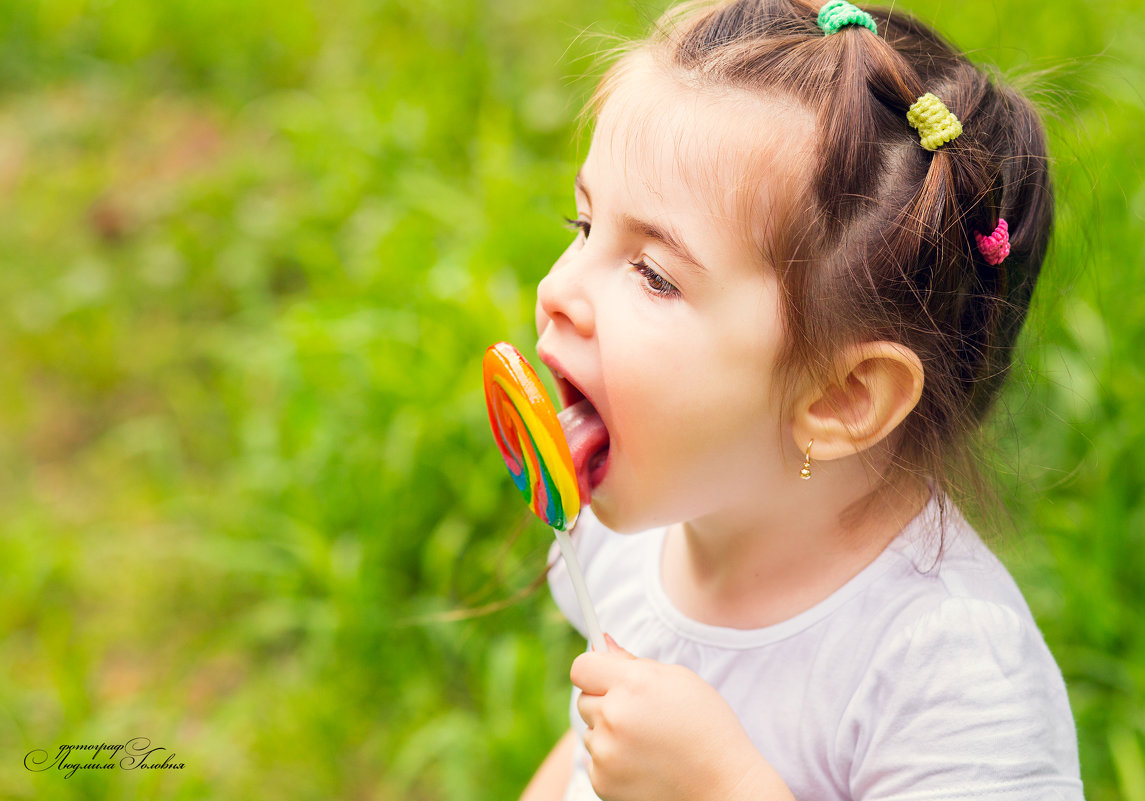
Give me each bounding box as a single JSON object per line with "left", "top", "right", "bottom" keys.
{"left": 800, "top": 439, "right": 813, "bottom": 480}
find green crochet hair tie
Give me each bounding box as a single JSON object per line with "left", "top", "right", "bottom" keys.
{"left": 907, "top": 92, "right": 963, "bottom": 151}
{"left": 817, "top": 0, "right": 878, "bottom": 35}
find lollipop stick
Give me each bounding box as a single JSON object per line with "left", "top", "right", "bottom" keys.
{"left": 552, "top": 527, "right": 606, "bottom": 652}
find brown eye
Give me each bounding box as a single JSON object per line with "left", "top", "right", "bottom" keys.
{"left": 630, "top": 259, "right": 679, "bottom": 299}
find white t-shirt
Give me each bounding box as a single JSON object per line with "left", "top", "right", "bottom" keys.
{"left": 547, "top": 500, "right": 1083, "bottom": 801}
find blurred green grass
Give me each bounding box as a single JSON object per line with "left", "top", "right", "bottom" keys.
{"left": 0, "top": 0, "right": 1141, "bottom": 799}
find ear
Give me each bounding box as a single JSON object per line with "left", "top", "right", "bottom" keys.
{"left": 791, "top": 342, "right": 924, "bottom": 461}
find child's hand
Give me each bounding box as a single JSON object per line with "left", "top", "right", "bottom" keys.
{"left": 570, "top": 634, "right": 794, "bottom": 801}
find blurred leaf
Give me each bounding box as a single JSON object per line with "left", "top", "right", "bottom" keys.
{"left": 1111, "top": 728, "right": 1145, "bottom": 801}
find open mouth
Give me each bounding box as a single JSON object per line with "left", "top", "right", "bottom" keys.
{"left": 551, "top": 371, "right": 612, "bottom": 502}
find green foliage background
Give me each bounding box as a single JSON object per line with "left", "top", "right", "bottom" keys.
{"left": 0, "top": 0, "right": 1141, "bottom": 798}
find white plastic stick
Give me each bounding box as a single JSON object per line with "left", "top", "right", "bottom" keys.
{"left": 552, "top": 527, "right": 606, "bottom": 652}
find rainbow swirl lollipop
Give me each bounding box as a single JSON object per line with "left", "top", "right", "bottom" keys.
{"left": 483, "top": 341, "right": 580, "bottom": 531}
{"left": 483, "top": 341, "right": 603, "bottom": 650}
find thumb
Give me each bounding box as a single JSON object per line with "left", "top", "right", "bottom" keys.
{"left": 604, "top": 632, "right": 636, "bottom": 659}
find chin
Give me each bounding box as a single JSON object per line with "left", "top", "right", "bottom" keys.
{"left": 588, "top": 497, "right": 630, "bottom": 534}
{"left": 589, "top": 496, "right": 661, "bottom": 535}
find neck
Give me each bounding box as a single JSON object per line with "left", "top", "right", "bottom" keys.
{"left": 661, "top": 465, "right": 930, "bottom": 629}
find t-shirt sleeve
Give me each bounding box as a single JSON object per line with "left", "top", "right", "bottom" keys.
{"left": 840, "top": 597, "right": 1083, "bottom": 800}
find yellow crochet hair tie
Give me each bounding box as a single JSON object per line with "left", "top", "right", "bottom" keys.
{"left": 907, "top": 92, "right": 962, "bottom": 151}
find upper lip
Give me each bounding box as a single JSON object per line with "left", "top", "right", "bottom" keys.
{"left": 536, "top": 348, "right": 590, "bottom": 411}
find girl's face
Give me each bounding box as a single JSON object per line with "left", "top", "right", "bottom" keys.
{"left": 535, "top": 56, "right": 815, "bottom": 534}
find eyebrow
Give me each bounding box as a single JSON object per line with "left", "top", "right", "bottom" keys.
{"left": 575, "top": 172, "right": 708, "bottom": 277}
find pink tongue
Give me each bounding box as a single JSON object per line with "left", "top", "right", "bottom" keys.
{"left": 557, "top": 397, "right": 609, "bottom": 504}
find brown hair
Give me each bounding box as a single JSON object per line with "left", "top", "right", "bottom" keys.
{"left": 591, "top": 0, "right": 1054, "bottom": 520}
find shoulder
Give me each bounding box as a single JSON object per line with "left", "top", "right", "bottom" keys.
{"left": 855, "top": 595, "right": 1069, "bottom": 717}
{"left": 839, "top": 574, "right": 1082, "bottom": 798}
{"left": 843, "top": 501, "right": 1050, "bottom": 661}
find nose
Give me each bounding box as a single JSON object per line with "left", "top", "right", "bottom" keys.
{"left": 536, "top": 252, "right": 595, "bottom": 338}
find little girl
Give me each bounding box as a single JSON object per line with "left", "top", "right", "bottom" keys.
{"left": 522, "top": 0, "right": 1081, "bottom": 799}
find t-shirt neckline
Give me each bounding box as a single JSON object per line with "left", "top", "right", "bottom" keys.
{"left": 641, "top": 498, "right": 943, "bottom": 650}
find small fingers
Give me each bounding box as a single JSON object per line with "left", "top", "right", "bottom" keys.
{"left": 576, "top": 689, "right": 603, "bottom": 728}
{"left": 581, "top": 731, "right": 617, "bottom": 800}
{"left": 570, "top": 649, "right": 634, "bottom": 695}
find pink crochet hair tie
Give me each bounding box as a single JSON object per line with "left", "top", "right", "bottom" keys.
{"left": 975, "top": 217, "right": 1010, "bottom": 265}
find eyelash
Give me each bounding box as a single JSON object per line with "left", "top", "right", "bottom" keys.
{"left": 563, "top": 216, "right": 591, "bottom": 239}
{"left": 562, "top": 216, "right": 681, "bottom": 299}
{"left": 630, "top": 258, "right": 679, "bottom": 299}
